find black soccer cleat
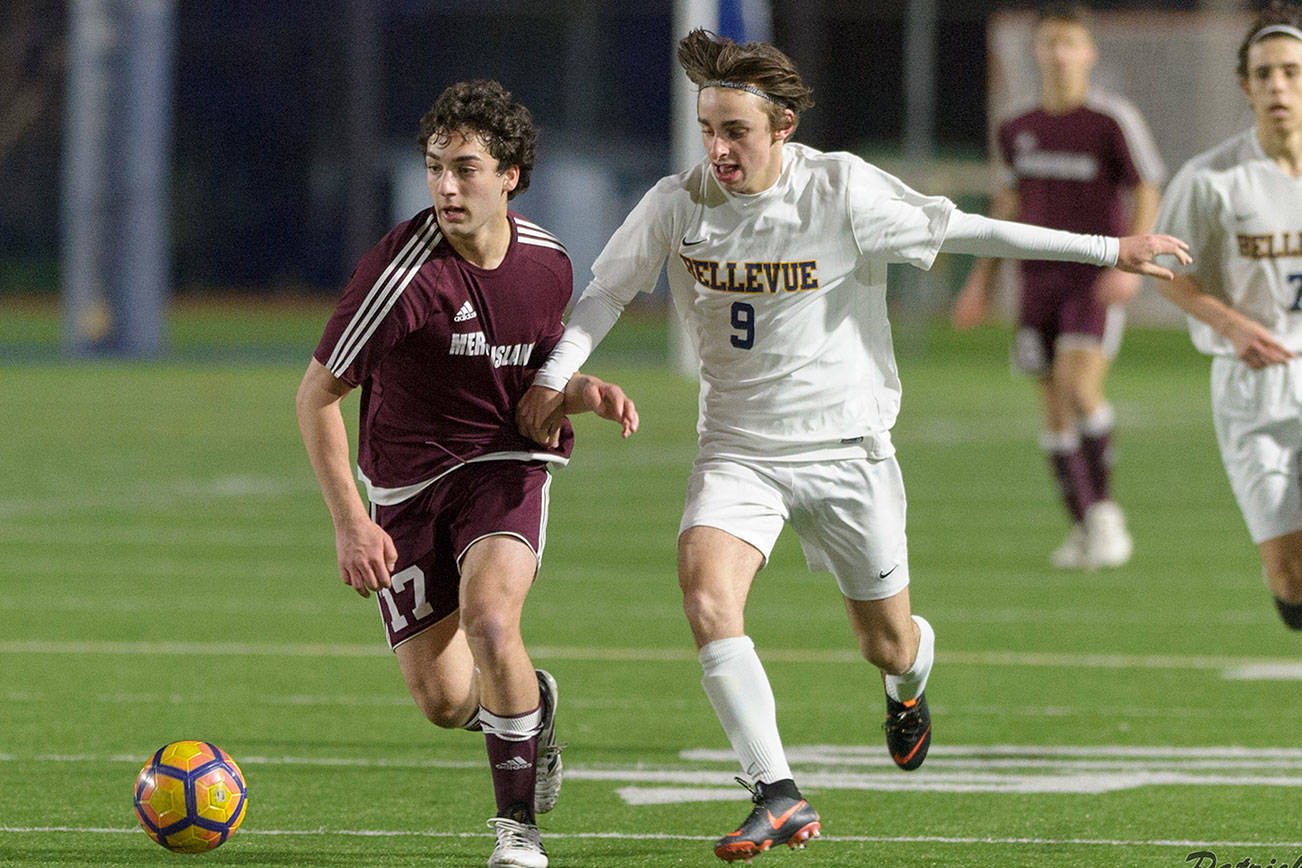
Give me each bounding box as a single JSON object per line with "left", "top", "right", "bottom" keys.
{"left": 713, "top": 777, "right": 820, "bottom": 863}
{"left": 884, "top": 690, "right": 931, "bottom": 771}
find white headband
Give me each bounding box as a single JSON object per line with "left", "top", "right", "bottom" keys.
{"left": 1250, "top": 24, "right": 1302, "bottom": 46}
{"left": 700, "top": 80, "right": 789, "bottom": 108}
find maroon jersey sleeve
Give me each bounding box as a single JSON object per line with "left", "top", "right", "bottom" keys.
{"left": 1105, "top": 116, "right": 1144, "bottom": 191}
{"left": 313, "top": 210, "right": 440, "bottom": 387}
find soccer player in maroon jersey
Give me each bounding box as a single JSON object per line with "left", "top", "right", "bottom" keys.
{"left": 953, "top": 3, "right": 1165, "bottom": 570}
{"left": 295, "top": 80, "right": 636, "bottom": 868}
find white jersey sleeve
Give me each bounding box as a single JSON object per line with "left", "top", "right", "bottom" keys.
{"left": 846, "top": 160, "right": 955, "bottom": 269}
{"left": 532, "top": 177, "right": 679, "bottom": 390}
{"left": 1153, "top": 159, "right": 1225, "bottom": 292}
{"left": 940, "top": 210, "right": 1118, "bottom": 265}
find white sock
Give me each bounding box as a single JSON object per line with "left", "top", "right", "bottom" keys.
{"left": 479, "top": 705, "right": 543, "bottom": 741}
{"left": 1080, "top": 403, "right": 1115, "bottom": 437}
{"left": 884, "top": 615, "right": 935, "bottom": 703}
{"left": 699, "top": 636, "right": 793, "bottom": 785}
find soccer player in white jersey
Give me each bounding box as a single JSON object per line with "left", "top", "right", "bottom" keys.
{"left": 518, "top": 30, "right": 1189, "bottom": 863}
{"left": 1152, "top": 1, "right": 1302, "bottom": 631}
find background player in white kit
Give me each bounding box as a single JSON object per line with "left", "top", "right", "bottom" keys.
{"left": 1152, "top": 1, "right": 1302, "bottom": 630}
{"left": 518, "top": 30, "right": 1189, "bottom": 863}
{"left": 953, "top": 3, "right": 1166, "bottom": 569}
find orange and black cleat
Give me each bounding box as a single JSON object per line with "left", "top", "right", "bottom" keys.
{"left": 884, "top": 690, "right": 931, "bottom": 771}
{"left": 713, "top": 777, "right": 821, "bottom": 863}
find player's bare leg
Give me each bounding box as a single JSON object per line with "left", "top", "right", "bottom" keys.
{"left": 460, "top": 535, "right": 548, "bottom": 868}
{"left": 1259, "top": 529, "right": 1302, "bottom": 629}
{"left": 678, "top": 526, "right": 761, "bottom": 648}
{"left": 678, "top": 526, "right": 820, "bottom": 861}
{"left": 844, "top": 589, "right": 934, "bottom": 771}
{"left": 1040, "top": 373, "right": 1093, "bottom": 568}
{"left": 394, "top": 611, "right": 479, "bottom": 729}
{"left": 1056, "top": 345, "right": 1131, "bottom": 567}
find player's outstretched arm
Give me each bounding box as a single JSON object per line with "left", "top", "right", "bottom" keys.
{"left": 1114, "top": 234, "right": 1192, "bottom": 280}
{"left": 517, "top": 383, "right": 567, "bottom": 448}
{"left": 1157, "top": 274, "right": 1295, "bottom": 369}
{"left": 563, "top": 373, "right": 639, "bottom": 439}
{"left": 296, "top": 359, "right": 397, "bottom": 597}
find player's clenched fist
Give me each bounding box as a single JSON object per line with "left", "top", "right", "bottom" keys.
{"left": 517, "top": 383, "right": 566, "bottom": 447}
{"left": 335, "top": 515, "right": 397, "bottom": 598}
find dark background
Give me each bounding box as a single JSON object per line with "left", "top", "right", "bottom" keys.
{"left": 0, "top": 0, "right": 1215, "bottom": 294}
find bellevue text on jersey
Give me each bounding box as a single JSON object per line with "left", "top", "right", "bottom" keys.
{"left": 680, "top": 254, "right": 820, "bottom": 294}
{"left": 1237, "top": 232, "right": 1302, "bottom": 260}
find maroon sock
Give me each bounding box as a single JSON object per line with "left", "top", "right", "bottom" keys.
{"left": 1048, "top": 448, "right": 1095, "bottom": 523}
{"left": 482, "top": 706, "right": 541, "bottom": 823}
{"left": 1080, "top": 430, "right": 1113, "bottom": 503}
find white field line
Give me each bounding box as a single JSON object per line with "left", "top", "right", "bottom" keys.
{"left": 1, "top": 826, "right": 1300, "bottom": 850}
{"left": 614, "top": 771, "right": 1302, "bottom": 797}
{"left": 0, "top": 524, "right": 311, "bottom": 547}
{"left": 13, "top": 743, "right": 1302, "bottom": 767}
{"left": 0, "top": 597, "right": 356, "bottom": 617}
{"left": 0, "top": 476, "right": 312, "bottom": 520}
{"left": 2, "top": 639, "right": 1300, "bottom": 674}
{"left": 1224, "top": 663, "right": 1302, "bottom": 680}
{"left": 0, "top": 690, "right": 1232, "bottom": 720}
{"left": 8, "top": 746, "right": 1302, "bottom": 796}
{"left": 0, "top": 588, "right": 1264, "bottom": 627}
{"left": 7, "top": 753, "right": 482, "bottom": 770}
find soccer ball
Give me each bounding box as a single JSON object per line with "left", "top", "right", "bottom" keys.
{"left": 133, "top": 740, "right": 248, "bottom": 852}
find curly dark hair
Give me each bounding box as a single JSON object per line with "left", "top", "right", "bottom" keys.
{"left": 677, "top": 29, "right": 814, "bottom": 135}
{"left": 1238, "top": 0, "right": 1302, "bottom": 79}
{"left": 418, "top": 80, "right": 537, "bottom": 199}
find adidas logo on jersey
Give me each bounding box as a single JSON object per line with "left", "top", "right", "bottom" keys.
{"left": 453, "top": 301, "right": 477, "bottom": 322}
{"left": 495, "top": 756, "right": 533, "bottom": 771}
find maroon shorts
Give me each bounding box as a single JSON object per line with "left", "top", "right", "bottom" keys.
{"left": 370, "top": 461, "right": 552, "bottom": 649}
{"left": 1013, "top": 278, "right": 1122, "bottom": 376}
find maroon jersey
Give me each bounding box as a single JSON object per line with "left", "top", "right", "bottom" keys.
{"left": 997, "top": 90, "right": 1164, "bottom": 291}
{"left": 314, "top": 209, "right": 574, "bottom": 503}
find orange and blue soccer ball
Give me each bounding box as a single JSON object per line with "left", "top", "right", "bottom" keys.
{"left": 133, "top": 740, "right": 247, "bottom": 852}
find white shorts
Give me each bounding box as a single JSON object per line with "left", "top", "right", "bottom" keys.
{"left": 679, "top": 455, "right": 910, "bottom": 601}
{"left": 1211, "top": 356, "right": 1302, "bottom": 544}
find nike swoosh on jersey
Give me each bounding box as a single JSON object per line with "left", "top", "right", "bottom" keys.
{"left": 682, "top": 236, "right": 706, "bottom": 246}
{"left": 879, "top": 565, "right": 898, "bottom": 579}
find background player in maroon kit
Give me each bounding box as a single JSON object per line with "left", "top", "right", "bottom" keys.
{"left": 295, "top": 80, "right": 636, "bottom": 868}
{"left": 953, "top": 2, "right": 1165, "bottom": 569}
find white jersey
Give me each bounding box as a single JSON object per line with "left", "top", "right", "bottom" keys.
{"left": 1154, "top": 128, "right": 1302, "bottom": 357}
{"left": 564, "top": 143, "right": 954, "bottom": 462}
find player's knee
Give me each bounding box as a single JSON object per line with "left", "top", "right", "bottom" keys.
{"left": 416, "top": 692, "right": 474, "bottom": 729}
{"left": 859, "top": 633, "right": 912, "bottom": 675}
{"left": 404, "top": 676, "right": 474, "bottom": 728}
{"left": 459, "top": 605, "right": 518, "bottom": 660}
{"left": 680, "top": 584, "right": 738, "bottom": 636}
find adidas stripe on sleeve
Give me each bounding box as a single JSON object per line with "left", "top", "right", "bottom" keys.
{"left": 316, "top": 213, "right": 442, "bottom": 384}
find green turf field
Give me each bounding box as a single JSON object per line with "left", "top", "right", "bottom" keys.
{"left": 2, "top": 304, "right": 1299, "bottom": 867}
